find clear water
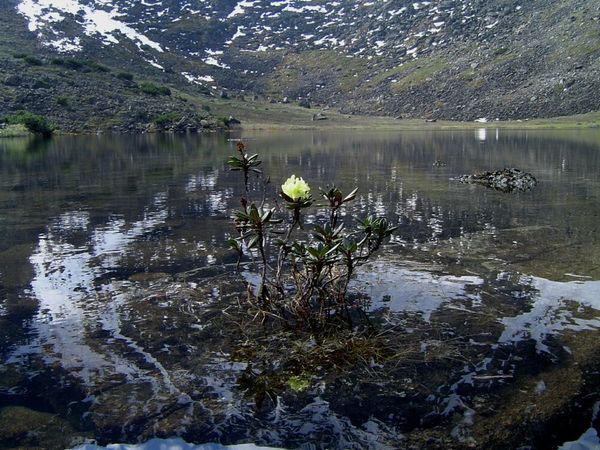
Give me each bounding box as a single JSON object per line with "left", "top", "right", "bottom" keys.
{"left": 0, "top": 129, "right": 599, "bottom": 449}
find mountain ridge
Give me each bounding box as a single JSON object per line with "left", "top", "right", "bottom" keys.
{"left": 1, "top": 0, "right": 600, "bottom": 130}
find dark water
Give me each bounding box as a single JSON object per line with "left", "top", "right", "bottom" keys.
{"left": 0, "top": 129, "right": 599, "bottom": 449}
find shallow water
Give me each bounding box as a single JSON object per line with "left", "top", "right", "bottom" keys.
{"left": 0, "top": 129, "right": 599, "bottom": 449}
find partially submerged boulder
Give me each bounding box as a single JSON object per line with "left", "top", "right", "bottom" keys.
{"left": 458, "top": 168, "right": 537, "bottom": 192}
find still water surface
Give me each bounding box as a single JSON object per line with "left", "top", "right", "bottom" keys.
{"left": 0, "top": 129, "right": 599, "bottom": 449}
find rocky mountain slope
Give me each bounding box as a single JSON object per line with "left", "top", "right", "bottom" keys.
{"left": 1, "top": 0, "right": 600, "bottom": 126}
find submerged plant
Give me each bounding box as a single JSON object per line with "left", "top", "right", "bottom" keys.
{"left": 227, "top": 142, "right": 396, "bottom": 331}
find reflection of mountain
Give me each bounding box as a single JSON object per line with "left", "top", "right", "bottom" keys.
{"left": 10, "top": 195, "right": 168, "bottom": 377}
{"left": 1, "top": 129, "right": 599, "bottom": 360}
{"left": 3, "top": 193, "right": 201, "bottom": 439}
{"left": 1, "top": 129, "right": 600, "bottom": 284}
{"left": 0, "top": 131, "right": 599, "bottom": 449}
{"left": 361, "top": 256, "right": 600, "bottom": 356}
{"left": 356, "top": 260, "right": 483, "bottom": 321}
{"left": 499, "top": 275, "right": 600, "bottom": 354}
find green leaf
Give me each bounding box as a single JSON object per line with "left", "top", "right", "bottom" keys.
{"left": 248, "top": 205, "right": 261, "bottom": 222}
{"left": 325, "top": 242, "right": 341, "bottom": 255}
{"left": 342, "top": 187, "right": 358, "bottom": 203}
{"left": 307, "top": 247, "right": 320, "bottom": 258}
{"left": 247, "top": 235, "right": 260, "bottom": 249}
{"left": 227, "top": 238, "right": 241, "bottom": 251}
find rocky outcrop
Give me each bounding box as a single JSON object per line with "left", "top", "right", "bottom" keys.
{"left": 0, "top": 57, "right": 220, "bottom": 133}
{"left": 457, "top": 168, "right": 538, "bottom": 192}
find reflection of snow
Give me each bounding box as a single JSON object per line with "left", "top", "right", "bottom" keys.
{"left": 184, "top": 170, "right": 233, "bottom": 215}
{"left": 208, "top": 191, "right": 229, "bottom": 215}
{"left": 8, "top": 194, "right": 170, "bottom": 387}
{"left": 558, "top": 429, "right": 600, "bottom": 450}
{"left": 356, "top": 261, "right": 482, "bottom": 321}
{"left": 73, "top": 438, "right": 283, "bottom": 450}
{"left": 499, "top": 276, "right": 600, "bottom": 354}
{"left": 202, "top": 353, "right": 247, "bottom": 404}
{"left": 265, "top": 397, "right": 395, "bottom": 449}
{"left": 427, "top": 206, "right": 444, "bottom": 241}
{"left": 185, "top": 171, "right": 218, "bottom": 193}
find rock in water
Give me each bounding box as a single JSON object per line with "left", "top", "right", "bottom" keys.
{"left": 457, "top": 168, "right": 537, "bottom": 192}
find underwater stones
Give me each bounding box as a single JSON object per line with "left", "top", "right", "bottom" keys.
{"left": 457, "top": 168, "right": 537, "bottom": 192}
{"left": 0, "top": 406, "right": 89, "bottom": 448}
{"left": 128, "top": 272, "right": 170, "bottom": 283}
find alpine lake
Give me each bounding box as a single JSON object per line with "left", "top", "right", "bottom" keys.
{"left": 0, "top": 128, "right": 599, "bottom": 450}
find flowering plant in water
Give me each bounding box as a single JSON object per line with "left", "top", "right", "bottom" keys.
{"left": 227, "top": 142, "right": 396, "bottom": 330}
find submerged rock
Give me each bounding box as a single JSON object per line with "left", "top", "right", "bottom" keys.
{"left": 0, "top": 406, "right": 90, "bottom": 448}
{"left": 457, "top": 168, "right": 537, "bottom": 192}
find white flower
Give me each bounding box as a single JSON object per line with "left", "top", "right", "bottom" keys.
{"left": 281, "top": 175, "right": 311, "bottom": 201}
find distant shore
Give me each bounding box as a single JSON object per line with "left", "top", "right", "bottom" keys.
{"left": 2, "top": 102, "right": 600, "bottom": 138}
{"left": 205, "top": 99, "right": 600, "bottom": 131}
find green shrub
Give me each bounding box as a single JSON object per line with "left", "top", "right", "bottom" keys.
{"left": 56, "top": 96, "right": 69, "bottom": 106}
{"left": 24, "top": 56, "right": 43, "bottom": 66}
{"left": 86, "top": 61, "right": 110, "bottom": 72}
{"left": 154, "top": 112, "right": 182, "bottom": 126}
{"left": 54, "top": 58, "right": 84, "bottom": 70}
{"left": 201, "top": 104, "right": 211, "bottom": 112}
{"left": 216, "top": 116, "right": 230, "bottom": 127}
{"left": 12, "top": 53, "right": 27, "bottom": 59}
{"left": 5, "top": 111, "right": 54, "bottom": 137}
{"left": 139, "top": 81, "right": 171, "bottom": 96}
{"left": 494, "top": 47, "right": 509, "bottom": 56}
{"left": 51, "top": 58, "right": 108, "bottom": 72}
{"left": 33, "top": 79, "right": 51, "bottom": 89}
{"left": 117, "top": 72, "right": 134, "bottom": 81}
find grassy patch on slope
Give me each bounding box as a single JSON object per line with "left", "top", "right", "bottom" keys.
{"left": 264, "top": 50, "right": 371, "bottom": 96}
{"left": 390, "top": 57, "right": 449, "bottom": 93}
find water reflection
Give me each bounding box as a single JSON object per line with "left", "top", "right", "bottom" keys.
{"left": 0, "top": 129, "right": 599, "bottom": 448}
{"left": 8, "top": 194, "right": 169, "bottom": 378}
{"left": 357, "top": 260, "right": 484, "bottom": 321}
{"left": 498, "top": 275, "right": 600, "bottom": 354}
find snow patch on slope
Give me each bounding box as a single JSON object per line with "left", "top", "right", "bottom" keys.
{"left": 227, "top": 0, "right": 259, "bottom": 19}
{"left": 17, "top": 0, "right": 163, "bottom": 52}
